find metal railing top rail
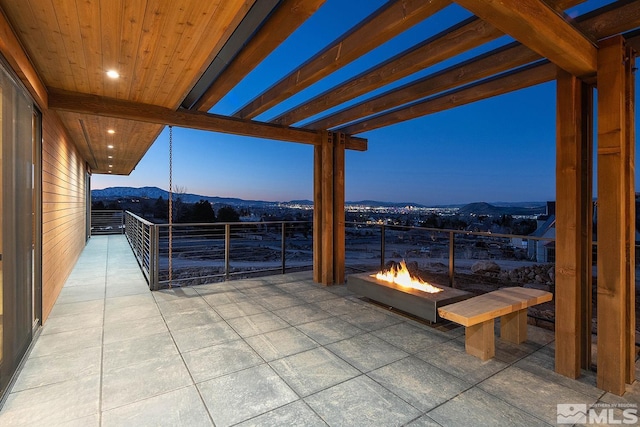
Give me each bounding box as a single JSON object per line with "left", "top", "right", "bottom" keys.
{"left": 125, "top": 211, "right": 156, "bottom": 226}
{"left": 345, "top": 221, "right": 556, "bottom": 242}
{"left": 154, "top": 220, "right": 311, "bottom": 228}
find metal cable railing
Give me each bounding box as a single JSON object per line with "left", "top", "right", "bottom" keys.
{"left": 344, "top": 221, "right": 557, "bottom": 287}
{"left": 124, "top": 211, "right": 157, "bottom": 288}
{"left": 121, "top": 211, "right": 593, "bottom": 298}
{"left": 123, "top": 211, "right": 313, "bottom": 290}
{"left": 90, "top": 210, "right": 125, "bottom": 235}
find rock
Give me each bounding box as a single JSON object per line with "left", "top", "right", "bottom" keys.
{"left": 406, "top": 261, "right": 420, "bottom": 275}
{"left": 429, "top": 262, "right": 448, "bottom": 270}
{"left": 471, "top": 260, "right": 501, "bottom": 274}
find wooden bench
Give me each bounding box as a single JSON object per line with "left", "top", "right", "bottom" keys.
{"left": 437, "top": 287, "right": 553, "bottom": 361}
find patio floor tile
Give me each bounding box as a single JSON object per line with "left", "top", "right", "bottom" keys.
{"left": 235, "top": 400, "right": 326, "bottom": 427}
{"left": 170, "top": 320, "right": 241, "bottom": 353}
{"left": 245, "top": 326, "right": 319, "bottom": 361}
{"left": 103, "top": 314, "right": 168, "bottom": 344}
{"left": 367, "top": 356, "right": 471, "bottom": 412}
{"left": 305, "top": 375, "right": 421, "bottom": 427}
{"left": 478, "top": 366, "right": 601, "bottom": 425}
{"left": 197, "top": 364, "right": 298, "bottom": 427}
{"left": 212, "top": 300, "right": 268, "bottom": 319}
{"left": 326, "top": 332, "right": 408, "bottom": 372}
{"left": 296, "top": 316, "right": 364, "bottom": 345}
{"left": 270, "top": 347, "right": 359, "bottom": 396}
{"left": 372, "top": 322, "right": 450, "bottom": 354}
{"left": 0, "top": 375, "right": 100, "bottom": 426}
{"left": 226, "top": 311, "right": 290, "bottom": 337}
{"left": 428, "top": 387, "right": 551, "bottom": 427}
{"left": 101, "top": 355, "right": 193, "bottom": 411}
{"left": 273, "top": 303, "right": 333, "bottom": 326}
{"left": 101, "top": 386, "right": 213, "bottom": 427}
{"left": 102, "top": 331, "right": 179, "bottom": 372}
{"left": 11, "top": 346, "right": 101, "bottom": 392}
{"left": 182, "top": 339, "right": 263, "bottom": 383}
{"left": 416, "top": 339, "right": 508, "bottom": 384}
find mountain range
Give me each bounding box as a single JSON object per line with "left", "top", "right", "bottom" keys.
{"left": 91, "top": 186, "right": 547, "bottom": 214}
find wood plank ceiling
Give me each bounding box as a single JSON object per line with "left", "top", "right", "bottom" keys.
{"left": 0, "top": 0, "right": 261, "bottom": 174}
{"left": 0, "top": 0, "right": 638, "bottom": 176}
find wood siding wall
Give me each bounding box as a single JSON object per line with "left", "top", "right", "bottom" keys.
{"left": 41, "top": 109, "right": 87, "bottom": 322}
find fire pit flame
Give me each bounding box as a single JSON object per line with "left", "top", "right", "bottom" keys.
{"left": 374, "top": 260, "right": 443, "bottom": 294}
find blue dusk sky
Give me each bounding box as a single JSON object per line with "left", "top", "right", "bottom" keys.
{"left": 92, "top": 0, "right": 632, "bottom": 206}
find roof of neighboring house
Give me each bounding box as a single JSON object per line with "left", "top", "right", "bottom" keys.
{"left": 530, "top": 215, "right": 556, "bottom": 238}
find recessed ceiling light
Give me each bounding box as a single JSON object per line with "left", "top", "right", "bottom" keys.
{"left": 107, "top": 145, "right": 114, "bottom": 149}
{"left": 107, "top": 129, "right": 115, "bottom": 134}
{"left": 108, "top": 155, "right": 113, "bottom": 159}
{"left": 106, "top": 70, "right": 120, "bottom": 79}
{"left": 108, "top": 165, "right": 113, "bottom": 168}
{"left": 108, "top": 171, "right": 112, "bottom": 174}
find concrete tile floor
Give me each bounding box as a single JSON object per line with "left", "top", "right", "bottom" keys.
{"left": 0, "top": 235, "right": 639, "bottom": 426}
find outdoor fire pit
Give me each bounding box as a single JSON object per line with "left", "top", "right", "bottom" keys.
{"left": 347, "top": 261, "right": 472, "bottom": 322}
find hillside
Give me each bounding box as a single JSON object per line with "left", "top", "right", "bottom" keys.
{"left": 92, "top": 186, "right": 548, "bottom": 214}
{"left": 457, "top": 202, "right": 546, "bottom": 216}
{"left": 91, "top": 186, "right": 268, "bottom": 207}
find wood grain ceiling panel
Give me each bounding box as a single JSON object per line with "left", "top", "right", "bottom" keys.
{"left": 0, "top": 0, "right": 253, "bottom": 173}
{"left": 58, "top": 111, "right": 162, "bottom": 174}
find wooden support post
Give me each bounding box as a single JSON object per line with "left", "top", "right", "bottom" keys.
{"left": 596, "top": 35, "right": 633, "bottom": 395}
{"left": 579, "top": 81, "right": 594, "bottom": 372}
{"left": 555, "top": 68, "right": 593, "bottom": 378}
{"left": 501, "top": 310, "right": 528, "bottom": 344}
{"left": 624, "top": 44, "right": 636, "bottom": 386}
{"left": 313, "top": 145, "right": 323, "bottom": 284}
{"left": 333, "top": 133, "right": 346, "bottom": 285}
{"left": 313, "top": 132, "right": 346, "bottom": 285}
{"left": 465, "top": 320, "right": 495, "bottom": 361}
{"left": 321, "top": 133, "right": 335, "bottom": 285}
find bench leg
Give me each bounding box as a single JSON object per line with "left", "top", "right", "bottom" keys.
{"left": 500, "top": 309, "right": 527, "bottom": 344}
{"left": 465, "top": 320, "right": 495, "bottom": 361}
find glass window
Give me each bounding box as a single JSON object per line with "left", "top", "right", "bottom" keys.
{"left": 0, "top": 61, "right": 38, "bottom": 402}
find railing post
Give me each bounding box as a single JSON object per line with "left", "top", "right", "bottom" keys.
{"left": 281, "top": 222, "right": 286, "bottom": 274}
{"left": 449, "top": 231, "right": 455, "bottom": 287}
{"left": 225, "top": 223, "right": 231, "bottom": 280}
{"left": 148, "top": 224, "right": 156, "bottom": 290}
{"left": 380, "top": 224, "right": 386, "bottom": 271}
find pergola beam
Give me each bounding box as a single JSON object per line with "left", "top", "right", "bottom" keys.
{"left": 306, "top": 42, "right": 538, "bottom": 130}
{"left": 47, "top": 88, "right": 367, "bottom": 151}
{"left": 305, "top": 0, "right": 640, "bottom": 130}
{"left": 271, "top": 0, "right": 585, "bottom": 127}
{"left": 272, "top": 16, "right": 504, "bottom": 126}
{"left": 192, "top": 0, "right": 326, "bottom": 111}
{"left": 233, "top": 0, "right": 452, "bottom": 120}
{"left": 337, "top": 62, "right": 555, "bottom": 135}
{"left": 454, "top": 0, "right": 597, "bottom": 78}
